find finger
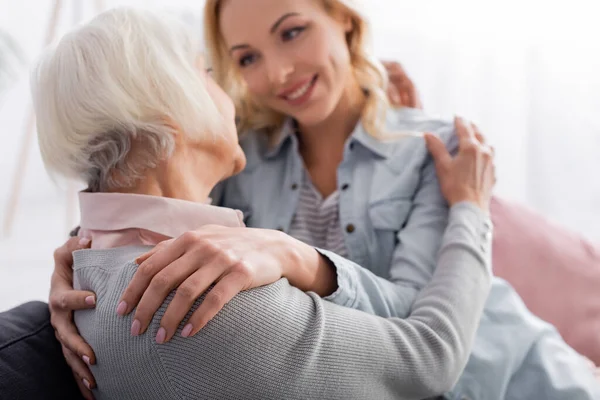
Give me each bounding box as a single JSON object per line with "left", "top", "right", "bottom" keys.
{"left": 382, "top": 60, "right": 404, "bottom": 76}
{"left": 470, "top": 122, "right": 487, "bottom": 145}
{"left": 134, "top": 239, "right": 174, "bottom": 264}
{"left": 52, "top": 237, "right": 92, "bottom": 289}
{"left": 63, "top": 345, "right": 96, "bottom": 390}
{"left": 424, "top": 133, "right": 452, "bottom": 168}
{"left": 157, "top": 259, "right": 227, "bottom": 343}
{"left": 118, "top": 239, "right": 188, "bottom": 316}
{"left": 50, "top": 289, "right": 97, "bottom": 312}
{"left": 54, "top": 237, "right": 92, "bottom": 271}
{"left": 135, "top": 248, "right": 159, "bottom": 265}
{"left": 454, "top": 116, "right": 476, "bottom": 142}
{"left": 183, "top": 269, "right": 249, "bottom": 337}
{"left": 73, "top": 371, "right": 96, "bottom": 400}
{"left": 133, "top": 252, "right": 208, "bottom": 338}
{"left": 54, "top": 317, "right": 97, "bottom": 365}
{"left": 401, "top": 92, "right": 410, "bottom": 108}
{"left": 397, "top": 79, "right": 415, "bottom": 107}
{"left": 387, "top": 85, "right": 401, "bottom": 106}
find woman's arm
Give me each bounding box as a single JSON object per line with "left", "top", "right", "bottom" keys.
{"left": 83, "top": 232, "right": 491, "bottom": 400}
{"left": 159, "top": 210, "right": 491, "bottom": 399}
{"left": 286, "top": 118, "right": 494, "bottom": 318}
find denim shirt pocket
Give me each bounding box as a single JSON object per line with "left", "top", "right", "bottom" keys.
{"left": 368, "top": 198, "right": 412, "bottom": 231}
{"left": 367, "top": 198, "right": 412, "bottom": 273}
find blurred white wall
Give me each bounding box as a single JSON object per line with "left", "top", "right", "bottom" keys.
{"left": 0, "top": 0, "right": 599, "bottom": 311}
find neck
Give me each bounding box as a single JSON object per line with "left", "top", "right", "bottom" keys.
{"left": 297, "top": 78, "right": 366, "bottom": 166}
{"left": 110, "top": 150, "right": 225, "bottom": 204}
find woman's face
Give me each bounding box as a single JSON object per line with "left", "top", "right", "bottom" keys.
{"left": 219, "top": 0, "right": 354, "bottom": 127}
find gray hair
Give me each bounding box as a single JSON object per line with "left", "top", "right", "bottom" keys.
{"left": 31, "top": 7, "right": 226, "bottom": 191}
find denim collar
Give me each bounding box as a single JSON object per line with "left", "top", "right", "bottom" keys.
{"left": 264, "top": 113, "right": 409, "bottom": 160}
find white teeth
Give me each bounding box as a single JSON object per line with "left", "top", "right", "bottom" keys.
{"left": 286, "top": 80, "right": 313, "bottom": 100}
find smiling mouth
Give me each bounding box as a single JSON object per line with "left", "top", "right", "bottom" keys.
{"left": 281, "top": 75, "right": 318, "bottom": 101}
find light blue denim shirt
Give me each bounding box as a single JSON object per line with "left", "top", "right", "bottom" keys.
{"left": 212, "top": 107, "right": 600, "bottom": 400}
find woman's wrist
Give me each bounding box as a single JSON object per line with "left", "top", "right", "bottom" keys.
{"left": 449, "top": 195, "right": 490, "bottom": 214}
{"left": 279, "top": 233, "right": 338, "bottom": 297}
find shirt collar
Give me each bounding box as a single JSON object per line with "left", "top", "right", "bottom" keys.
{"left": 265, "top": 118, "right": 297, "bottom": 159}
{"left": 263, "top": 110, "right": 422, "bottom": 160}
{"left": 79, "top": 192, "right": 244, "bottom": 239}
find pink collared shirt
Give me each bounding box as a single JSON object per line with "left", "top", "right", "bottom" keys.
{"left": 78, "top": 192, "right": 245, "bottom": 250}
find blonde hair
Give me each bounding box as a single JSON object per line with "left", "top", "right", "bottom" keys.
{"left": 32, "top": 7, "right": 227, "bottom": 191}
{"left": 203, "top": 0, "right": 390, "bottom": 139}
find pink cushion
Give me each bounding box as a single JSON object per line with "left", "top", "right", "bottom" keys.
{"left": 490, "top": 196, "right": 600, "bottom": 364}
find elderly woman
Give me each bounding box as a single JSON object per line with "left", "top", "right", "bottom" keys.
{"left": 31, "top": 7, "right": 496, "bottom": 400}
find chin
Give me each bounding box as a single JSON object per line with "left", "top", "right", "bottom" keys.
{"left": 289, "top": 103, "right": 336, "bottom": 129}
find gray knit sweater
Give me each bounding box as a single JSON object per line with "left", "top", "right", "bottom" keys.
{"left": 73, "top": 211, "right": 491, "bottom": 400}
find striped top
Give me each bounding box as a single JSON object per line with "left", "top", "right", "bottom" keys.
{"left": 288, "top": 169, "right": 348, "bottom": 257}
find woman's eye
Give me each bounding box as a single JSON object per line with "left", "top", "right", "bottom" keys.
{"left": 239, "top": 54, "right": 257, "bottom": 67}
{"left": 282, "top": 26, "right": 306, "bottom": 42}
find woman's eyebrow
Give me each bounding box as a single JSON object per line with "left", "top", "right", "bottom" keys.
{"left": 228, "top": 12, "right": 301, "bottom": 54}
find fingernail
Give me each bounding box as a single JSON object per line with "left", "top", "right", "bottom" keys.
{"left": 82, "top": 355, "right": 91, "bottom": 366}
{"left": 83, "top": 379, "right": 91, "bottom": 390}
{"left": 116, "top": 301, "right": 127, "bottom": 316}
{"left": 181, "top": 324, "right": 193, "bottom": 338}
{"left": 85, "top": 296, "right": 95, "bottom": 306}
{"left": 79, "top": 237, "right": 91, "bottom": 246}
{"left": 155, "top": 327, "right": 166, "bottom": 344}
{"left": 130, "top": 319, "right": 141, "bottom": 336}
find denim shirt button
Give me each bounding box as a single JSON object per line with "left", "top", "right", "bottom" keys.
{"left": 341, "top": 183, "right": 350, "bottom": 191}
{"left": 346, "top": 224, "right": 356, "bottom": 233}
{"left": 291, "top": 183, "right": 298, "bottom": 190}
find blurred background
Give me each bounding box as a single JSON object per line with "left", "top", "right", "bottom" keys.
{"left": 1, "top": 0, "right": 599, "bottom": 311}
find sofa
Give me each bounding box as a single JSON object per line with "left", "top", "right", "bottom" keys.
{"left": 1, "top": 196, "right": 599, "bottom": 399}
{"left": 0, "top": 301, "right": 84, "bottom": 399}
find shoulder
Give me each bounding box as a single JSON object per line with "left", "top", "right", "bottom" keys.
{"left": 384, "top": 107, "right": 458, "bottom": 156}
{"left": 237, "top": 129, "right": 270, "bottom": 171}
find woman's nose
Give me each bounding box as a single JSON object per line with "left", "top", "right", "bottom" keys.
{"left": 265, "top": 55, "right": 295, "bottom": 87}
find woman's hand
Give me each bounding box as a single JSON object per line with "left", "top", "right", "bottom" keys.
{"left": 49, "top": 237, "right": 97, "bottom": 400}
{"left": 424, "top": 117, "right": 496, "bottom": 211}
{"left": 382, "top": 61, "right": 423, "bottom": 109}
{"left": 117, "top": 226, "right": 336, "bottom": 344}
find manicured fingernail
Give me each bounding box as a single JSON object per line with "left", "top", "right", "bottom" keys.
{"left": 85, "top": 296, "right": 95, "bottom": 306}
{"left": 181, "top": 324, "right": 193, "bottom": 338}
{"left": 155, "top": 327, "right": 166, "bottom": 344}
{"left": 130, "top": 319, "right": 141, "bottom": 336}
{"left": 116, "top": 301, "right": 127, "bottom": 316}
{"left": 83, "top": 379, "right": 91, "bottom": 390}
{"left": 79, "top": 237, "right": 91, "bottom": 246}
{"left": 82, "top": 355, "right": 91, "bottom": 366}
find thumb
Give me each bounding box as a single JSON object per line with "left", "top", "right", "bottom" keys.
{"left": 387, "top": 85, "right": 401, "bottom": 106}
{"left": 424, "top": 133, "right": 452, "bottom": 169}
